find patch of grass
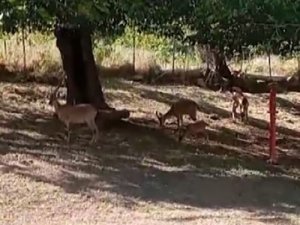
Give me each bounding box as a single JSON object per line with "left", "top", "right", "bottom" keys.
{"left": 232, "top": 55, "right": 299, "bottom": 77}
{"left": 1, "top": 32, "right": 299, "bottom": 84}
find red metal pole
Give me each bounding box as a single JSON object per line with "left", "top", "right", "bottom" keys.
{"left": 268, "top": 82, "right": 278, "bottom": 164}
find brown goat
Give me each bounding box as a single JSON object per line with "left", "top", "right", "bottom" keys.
{"left": 231, "top": 87, "right": 249, "bottom": 123}
{"left": 49, "top": 80, "right": 100, "bottom": 144}
{"left": 156, "top": 99, "right": 201, "bottom": 130}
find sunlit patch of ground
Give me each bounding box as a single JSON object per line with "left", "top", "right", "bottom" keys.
{"left": 0, "top": 79, "right": 299, "bottom": 225}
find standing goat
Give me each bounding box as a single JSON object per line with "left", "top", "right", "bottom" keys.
{"left": 49, "top": 79, "right": 100, "bottom": 144}
{"left": 231, "top": 86, "right": 249, "bottom": 123}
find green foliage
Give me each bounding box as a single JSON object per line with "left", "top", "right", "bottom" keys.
{"left": 122, "top": 0, "right": 300, "bottom": 55}
{"left": 0, "top": 0, "right": 127, "bottom": 36}
{"left": 91, "top": 27, "right": 200, "bottom": 67}
{"left": 114, "top": 27, "right": 172, "bottom": 57}
{"left": 93, "top": 40, "right": 114, "bottom": 64}
{"left": 186, "top": 0, "right": 300, "bottom": 55}
{"left": 0, "top": 0, "right": 300, "bottom": 56}
{"left": 112, "top": 27, "right": 199, "bottom": 65}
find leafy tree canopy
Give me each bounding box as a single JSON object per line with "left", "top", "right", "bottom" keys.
{"left": 132, "top": 0, "right": 300, "bottom": 55}
{"left": 0, "top": 0, "right": 130, "bottom": 36}
{"left": 1, "top": 0, "right": 300, "bottom": 55}
{"left": 187, "top": 0, "right": 300, "bottom": 55}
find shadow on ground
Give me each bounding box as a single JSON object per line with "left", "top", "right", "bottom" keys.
{"left": 0, "top": 80, "right": 299, "bottom": 223}
{"left": 104, "top": 78, "right": 300, "bottom": 163}
{"left": 276, "top": 96, "right": 300, "bottom": 116}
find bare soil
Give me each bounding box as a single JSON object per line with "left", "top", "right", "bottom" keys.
{"left": 0, "top": 78, "right": 299, "bottom": 225}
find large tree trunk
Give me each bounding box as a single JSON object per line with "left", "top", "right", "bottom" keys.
{"left": 212, "top": 49, "right": 237, "bottom": 90}
{"left": 54, "top": 26, "right": 109, "bottom": 108}
{"left": 54, "top": 25, "right": 130, "bottom": 127}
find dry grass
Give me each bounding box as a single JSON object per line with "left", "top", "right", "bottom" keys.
{"left": 0, "top": 77, "right": 299, "bottom": 225}
{"left": 1, "top": 33, "right": 299, "bottom": 79}
{"left": 101, "top": 46, "right": 157, "bottom": 70}
{"left": 231, "top": 55, "right": 299, "bottom": 77}
{"left": 0, "top": 33, "right": 61, "bottom": 74}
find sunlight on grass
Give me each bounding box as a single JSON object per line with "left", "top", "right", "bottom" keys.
{"left": 0, "top": 32, "right": 299, "bottom": 81}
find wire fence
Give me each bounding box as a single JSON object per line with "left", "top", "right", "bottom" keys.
{"left": 0, "top": 23, "right": 300, "bottom": 76}
{"left": 0, "top": 31, "right": 202, "bottom": 73}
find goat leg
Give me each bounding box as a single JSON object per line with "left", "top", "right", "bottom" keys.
{"left": 65, "top": 123, "right": 71, "bottom": 143}
{"left": 88, "top": 120, "right": 99, "bottom": 144}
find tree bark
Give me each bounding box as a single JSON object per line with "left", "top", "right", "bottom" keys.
{"left": 54, "top": 25, "right": 130, "bottom": 127}
{"left": 54, "top": 26, "right": 108, "bottom": 109}
{"left": 212, "top": 49, "right": 235, "bottom": 89}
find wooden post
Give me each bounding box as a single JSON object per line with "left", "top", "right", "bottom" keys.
{"left": 21, "top": 27, "right": 26, "bottom": 72}
{"left": 186, "top": 52, "right": 189, "bottom": 71}
{"left": 184, "top": 52, "right": 187, "bottom": 71}
{"left": 268, "top": 51, "right": 272, "bottom": 78}
{"left": 172, "top": 37, "right": 175, "bottom": 75}
{"left": 132, "top": 22, "right": 136, "bottom": 74}
{"left": 241, "top": 48, "right": 244, "bottom": 72}
{"left": 3, "top": 39, "right": 7, "bottom": 58}
{"left": 21, "top": 0, "right": 26, "bottom": 72}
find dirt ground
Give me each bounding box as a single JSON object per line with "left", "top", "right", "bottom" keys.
{"left": 0, "top": 78, "right": 299, "bottom": 225}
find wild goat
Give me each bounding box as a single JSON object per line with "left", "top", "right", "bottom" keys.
{"left": 49, "top": 80, "right": 99, "bottom": 144}
{"left": 178, "top": 120, "right": 209, "bottom": 142}
{"left": 231, "top": 87, "right": 249, "bottom": 122}
{"left": 156, "top": 99, "right": 201, "bottom": 130}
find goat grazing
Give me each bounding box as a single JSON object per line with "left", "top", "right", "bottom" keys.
{"left": 156, "top": 99, "right": 201, "bottom": 130}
